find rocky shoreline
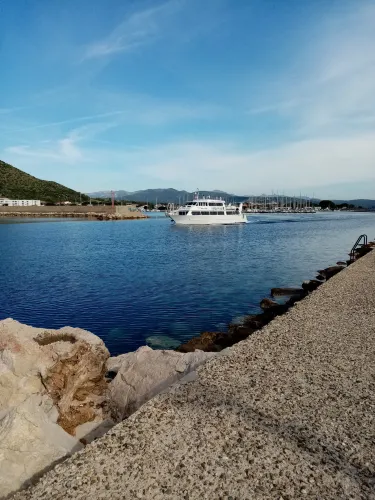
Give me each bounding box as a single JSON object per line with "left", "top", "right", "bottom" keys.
{"left": 1, "top": 240, "right": 374, "bottom": 498}
{"left": 0, "top": 321, "right": 214, "bottom": 497}
{"left": 177, "top": 242, "right": 375, "bottom": 353}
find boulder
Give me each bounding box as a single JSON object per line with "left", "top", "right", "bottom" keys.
{"left": 302, "top": 280, "right": 322, "bottom": 293}
{"left": 270, "top": 287, "right": 305, "bottom": 297}
{"left": 260, "top": 298, "right": 279, "bottom": 310}
{"left": 317, "top": 265, "right": 345, "bottom": 280}
{"left": 109, "top": 346, "right": 215, "bottom": 420}
{"left": 0, "top": 319, "right": 110, "bottom": 434}
{"left": 176, "top": 331, "right": 224, "bottom": 353}
{"left": 0, "top": 318, "right": 110, "bottom": 496}
{"left": 0, "top": 394, "right": 83, "bottom": 497}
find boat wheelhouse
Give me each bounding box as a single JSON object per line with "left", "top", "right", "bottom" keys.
{"left": 167, "top": 194, "right": 248, "bottom": 225}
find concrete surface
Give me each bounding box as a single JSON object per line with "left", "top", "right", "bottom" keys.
{"left": 10, "top": 251, "right": 375, "bottom": 500}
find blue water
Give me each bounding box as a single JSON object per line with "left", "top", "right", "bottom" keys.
{"left": 0, "top": 212, "right": 374, "bottom": 355}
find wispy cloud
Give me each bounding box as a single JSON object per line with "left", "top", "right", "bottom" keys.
{"left": 11, "top": 111, "right": 123, "bottom": 132}
{"left": 82, "top": 0, "right": 183, "bottom": 60}
{"left": 251, "top": 2, "right": 375, "bottom": 137}
{"left": 5, "top": 120, "right": 118, "bottom": 165}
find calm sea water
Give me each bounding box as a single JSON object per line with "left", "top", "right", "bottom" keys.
{"left": 0, "top": 212, "right": 374, "bottom": 355}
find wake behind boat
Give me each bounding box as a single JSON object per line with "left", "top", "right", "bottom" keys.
{"left": 167, "top": 193, "right": 248, "bottom": 225}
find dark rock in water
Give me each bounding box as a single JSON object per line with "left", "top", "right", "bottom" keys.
{"left": 316, "top": 275, "right": 325, "bottom": 281}
{"left": 271, "top": 287, "right": 305, "bottom": 297}
{"left": 354, "top": 245, "right": 373, "bottom": 258}
{"left": 318, "top": 265, "right": 345, "bottom": 280}
{"left": 243, "top": 314, "right": 267, "bottom": 330}
{"left": 285, "top": 293, "right": 306, "bottom": 307}
{"left": 302, "top": 280, "right": 322, "bottom": 292}
{"left": 336, "top": 261, "right": 347, "bottom": 266}
{"left": 260, "top": 298, "right": 279, "bottom": 310}
{"left": 177, "top": 296, "right": 297, "bottom": 353}
{"left": 176, "top": 332, "right": 224, "bottom": 353}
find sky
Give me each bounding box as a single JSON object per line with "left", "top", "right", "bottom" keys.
{"left": 1, "top": 0, "right": 375, "bottom": 198}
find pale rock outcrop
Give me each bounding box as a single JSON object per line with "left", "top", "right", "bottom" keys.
{"left": 0, "top": 318, "right": 109, "bottom": 497}
{"left": 0, "top": 394, "right": 83, "bottom": 497}
{"left": 108, "top": 346, "right": 215, "bottom": 420}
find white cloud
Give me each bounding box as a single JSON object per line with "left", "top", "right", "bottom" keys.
{"left": 244, "top": 2, "right": 375, "bottom": 139}
{"left": 6, "top": 130, "right": 375, "bottom": 197}
{"left": 82, "top": 0, "right": 183, "bottom": 60}
{"left": 110, "top": 133, "right": 375, "bottom": 195}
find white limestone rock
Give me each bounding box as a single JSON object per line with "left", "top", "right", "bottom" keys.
{"left": 109, "top": 346, "right": 215, "bottom": 420}
{"left": 0, "top": 394, "right": 83, "bottom": 497}
{"left": 0, "top": 318, "right": 110, "bottom": 497}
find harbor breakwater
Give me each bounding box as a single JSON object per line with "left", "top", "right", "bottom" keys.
{"left": 2, "top": 240, "right": 375, "bottom": 498}
{"left": 0, "top": 205, "right": 148, "bottom": 220}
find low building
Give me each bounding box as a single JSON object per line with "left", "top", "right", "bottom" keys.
{"left": 0, "top": 197, "right": 41, "bottom": 207}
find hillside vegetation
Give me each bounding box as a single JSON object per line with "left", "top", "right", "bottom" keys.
{"left": 0, "top": 160, "right": 88, "bottom": 203}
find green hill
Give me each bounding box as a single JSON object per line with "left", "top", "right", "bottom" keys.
{"left": 0, "top": 160, "right": 88, "bottom": 203}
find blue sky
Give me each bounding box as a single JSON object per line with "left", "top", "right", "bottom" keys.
{"left": 1, "top": 0, "right": 375, "bottom": 198}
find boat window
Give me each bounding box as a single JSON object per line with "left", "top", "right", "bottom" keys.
{"left": 217, "top": 211, "right": 225, "bottom": 215}
{"left": 208, "top": 202, "right": 217, "bottom": 206}
{"left": 191, "top": 211, "right": 201, "bottom": 215}
{"left": 179, "top": 211, "right": 188, "bottom": 215}
{"left": 209, "top": 211, "right": 218, "bottom": 215}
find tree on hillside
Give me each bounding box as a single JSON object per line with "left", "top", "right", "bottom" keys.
{"left": 319, "top": 200, "right": 336, "bottom": 210}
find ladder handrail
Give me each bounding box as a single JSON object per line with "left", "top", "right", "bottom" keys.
{"left": 350, "top": 234, "right": 368, "bottom": 261}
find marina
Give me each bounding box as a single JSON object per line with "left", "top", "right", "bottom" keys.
{"left": 243, "top": 195, "right": 317, "bottom": 213}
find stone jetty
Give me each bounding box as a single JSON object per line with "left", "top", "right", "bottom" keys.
{"left": 7, "top": 248, "right": 375, "bottom": 499}
{"left": 0, "top": 205, "right": 148, "bottom": 220}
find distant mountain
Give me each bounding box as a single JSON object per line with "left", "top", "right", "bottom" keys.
{"left": 0, "top": 160, "right": 88, "bottom": 203}
{"left": 87, "top": 188, "right": 247, "bottom": 204}
{"left": 332, "top": 199, "right": 375, "bottom": 209}
{"left": 87, "top": 187, "right": 375, "bottom": 209}
{"left": 88, "top": 190, "right": 130, "bottom": 199}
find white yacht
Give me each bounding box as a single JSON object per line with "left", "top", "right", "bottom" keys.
{"left": 167, "top": 194, "right": 248, "bottom": 225}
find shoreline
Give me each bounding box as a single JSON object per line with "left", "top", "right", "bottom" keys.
{"left": 2, "top": 240, "right": 374, "bottom": 498}
{"left": 0, "top": 212, "right": 148, "bottom": 220}
{"left": 9, "top": 244, "right": 375, "bottom": 499}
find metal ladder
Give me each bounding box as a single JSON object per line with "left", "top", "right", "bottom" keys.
{"left": 349, "top": 234, "right": 368, "bottom": 262}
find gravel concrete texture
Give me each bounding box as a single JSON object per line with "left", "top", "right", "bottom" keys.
{"left": 11, "top": 251, "right": 375, "bottom": 500}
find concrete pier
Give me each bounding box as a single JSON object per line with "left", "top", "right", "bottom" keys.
{"left": 12, "top": 251, "right": 375, "bottom": 499}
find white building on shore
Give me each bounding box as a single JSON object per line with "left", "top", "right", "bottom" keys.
{"left": 0, "top": 197, "right": 41, "bottom": 207}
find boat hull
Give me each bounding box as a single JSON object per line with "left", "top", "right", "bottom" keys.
{"left": 168, "top": 214, "right": 248, "bottom": 225}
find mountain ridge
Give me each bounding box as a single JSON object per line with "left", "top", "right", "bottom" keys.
{"left": 87, "top": 188, "right": 248, "bottom": 204}
{"left": 87, "top": 188, "right": 375, "bottom": 208}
